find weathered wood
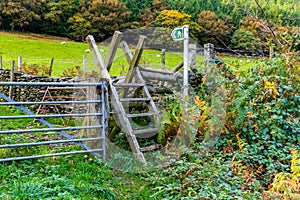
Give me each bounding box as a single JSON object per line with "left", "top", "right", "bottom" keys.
{"left": 105, "top": 31, "right": 122, "bottom": 71}
{"left": 120, "top": 36, "right": 147, "bottom": 97}
{"left": 83, "top": 55, "right": 87, "bottom": 78}
{"left": 120, "top": 97, "right": 151, "bottom": 102}
{"left": 141, "top": 71, "right": 179, "bottom": 82}
{"left": 124, "top": 35, "right": 147, "bottom": 84}
{"left": 86, "top": 35, "right": 109, "bottom": 78}
{"left": 126, "top": 112, "right": 154, "bottom": 118}
{"left": 189, "top": 44, "right": 196, "bottom": 69}
{"left": 134, "top": 128, "right": 159, "bottom": 138}
{"left": 139, "top": 65, "right": 174, "bottom": 75}
{"left": 113, "top": 83, "right": 144, "bottom": 87}
{"left": 204, "top": 43, "right": 214, "bottom": 64}
{"left": 110, "top": 88, "right": 146, "bottom": 162}
{"left": 0, "top": 56, "right": 2, "bottom": 69}
{"left": 135, "top": 67, "right": 160, "bottom": 117}
{"left": 18, "top": 56, "right": 22, "bottom": 71}
{"left": 49, "top": 57, "right": 54, "bottom": 76}
{"left": 130, "top": 35, "right": 147, "bottom": 70}
{"left": 161, "top": 49, "right": 166, "bottom": 70}
{"left": 173, "top": 60, "right": 184, "bottom": 72}
{"left": 120, "top": 41, "right": 133, "bottom": 64}
{"left": 86, "top": 34, "right": 147, "bottom": 163}
{"left": 9, "top": 61, "right": 15, "bottom": 99}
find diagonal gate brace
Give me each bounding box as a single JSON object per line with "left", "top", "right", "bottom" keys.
{"left": 0, "top": 92, "right": 101, "bottom": 158}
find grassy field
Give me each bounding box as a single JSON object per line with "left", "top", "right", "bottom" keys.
{"left": 0, "top": 31, "right": 257, "bottom": 77}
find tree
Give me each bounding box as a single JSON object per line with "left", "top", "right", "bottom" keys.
{"left": 139, "top": 0, "right": 169, "bottom": 27}
{"left": 43, "top": 0, "right": 80, "bottom": 36}
{"left": 67, "top": 13, "right": 92, "bottom": 41}
{"left": 1, "top": 0, "right": 45, "bottom": 32}
{"left": 240, "top": 15, "right": 271, "bottom": 44}
{"left": 197, "top": 10, "right": 233, "bottom": 46}
{"left": 119, "top": 0, "right": 152, "bottom": 21}
{"left": 155, "top": 10, "right": 200, "bottom": 40}
{"left": 68, "top": 0, "right": 132, "bottom": 41}
{"left": 230, "top": 29, "right": 261, "bottom": 50}
{"left": 148, "top": 10, "right": 200, "bottom": 51}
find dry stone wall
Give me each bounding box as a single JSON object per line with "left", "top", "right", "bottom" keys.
{"left": 0, "top": 70, "right": 85, "bottom": 112}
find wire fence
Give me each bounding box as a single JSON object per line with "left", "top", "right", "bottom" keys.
{"left": 0, "top": 46, "right": 257, "bottom": 78}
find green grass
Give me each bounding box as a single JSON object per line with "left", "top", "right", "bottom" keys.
{"left": 0, "top": 106, "right": 158, "bottom": 199}
{"left": 0, "top": 31, "right": 258, "bottom": 78}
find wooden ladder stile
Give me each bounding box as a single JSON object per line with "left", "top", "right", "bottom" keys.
{"left": 86, "top": 33, "right": 161, "bottom": 163}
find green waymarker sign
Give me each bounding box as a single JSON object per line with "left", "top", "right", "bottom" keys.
{"left": 171, "top": 27, "right": 184, "bottom": 41}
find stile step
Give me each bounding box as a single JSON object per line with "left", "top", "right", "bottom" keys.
{"left": 113, "top": 83, "right": 145, "bottom": 87}
{"left": 133, "top": 128, "right": 158, "bottom": 138}
{"left": 120, "top": 97, "right": 151, "bottom": 102}
{"left": 126, "top": 113, "right": 154, "bottom": 118}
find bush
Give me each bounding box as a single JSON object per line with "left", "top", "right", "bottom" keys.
{"left": 230, "top": 29, "right": 261, "bottom": 50}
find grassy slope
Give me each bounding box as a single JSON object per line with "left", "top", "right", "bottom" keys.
{"left": 0, "top": 31, "right": 96, "bottom": 76}
{"left": 0, "top": 31, "right": 256, "bottom": 77}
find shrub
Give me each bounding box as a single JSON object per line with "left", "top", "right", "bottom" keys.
{"left": 197, "top": 10, "right": 233, "bottom": 46}
{"left": 230, "top": 29, "right": 261, "bottom": 50}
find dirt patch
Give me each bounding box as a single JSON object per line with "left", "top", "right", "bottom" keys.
{"left": 0, "top": 31, "right": 70, "bottom": 42}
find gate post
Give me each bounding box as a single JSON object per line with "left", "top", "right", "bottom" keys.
{"left": 9, "top": 61, "right": 15, "bottom": 99}
{"left": 204, "top": 43, "right": 214, "bottom": 67}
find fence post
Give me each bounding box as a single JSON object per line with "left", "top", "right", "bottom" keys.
{"left": 49, "top": 57, "right": 54, "bottom": 76}
{"left": 18, "top": 56, "right": 22, "bottom": 71}
{"left": 204, "top": 43, "right": 214, "bottom": 66}
{"left": 83, "top": 55, "right": 87, "bottom": 78}
{"left": 0, "top": 56, "right": 2, "bottom": 70}
{"left": 9, "top": 61, "right": 15, "bottom": 99}
{"left": 161, "top": 49, "right": 166, "bottom": 70}
{"left": 189, "top": 44, "right": 196, "bottom": 70}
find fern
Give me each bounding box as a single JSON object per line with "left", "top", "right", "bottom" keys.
{"left": 267, "top": 149, "right": 300, "bottom": 199}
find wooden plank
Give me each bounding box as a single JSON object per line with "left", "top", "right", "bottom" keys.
{"left": 120, "top": 36, "right": 147, "bottom": 98}
{"left": 105, "top": 31, "right": 122, "bottom": 71}
{"left": 120, "top": 41, "right": 133, "bottom": 64}
{"left": 113, "top": 83, "right": 144, "bottom": 87}
{"left": 86, "top": 35, "right": 110, "bottom": 79}
{"left": 130, "top": 35, "right": 147, "bottom": 70}
{"left": 126, "top": 113, "right": 154, "bottom": 118}
{"left": 173, "top": 60, "right": 183, "bottom": 72}
{"left": 141, "top": 71, "right": 178, "bottom": 82}
{"left": 120, "top": 97, "right": 151, "bottom": 102}
{"left": 139, "top": 65, "right": 174, "bottom": 75}
{"left": 133, "top": 128, "right": 158, "bottom": 138}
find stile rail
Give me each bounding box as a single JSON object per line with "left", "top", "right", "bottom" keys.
{"left": 0, "top": 81, "right": 108, "bottom": 162}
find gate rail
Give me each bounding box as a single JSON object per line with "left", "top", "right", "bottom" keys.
{"left": 0, "top": 81, "right": 108, "bottom": 162}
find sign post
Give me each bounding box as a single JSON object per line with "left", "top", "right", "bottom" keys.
{"left": 183, "top": 25, "right": 189, "bottom": 101}
{"left": 171, "top": 25, "right": 189, "bottom": 106}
